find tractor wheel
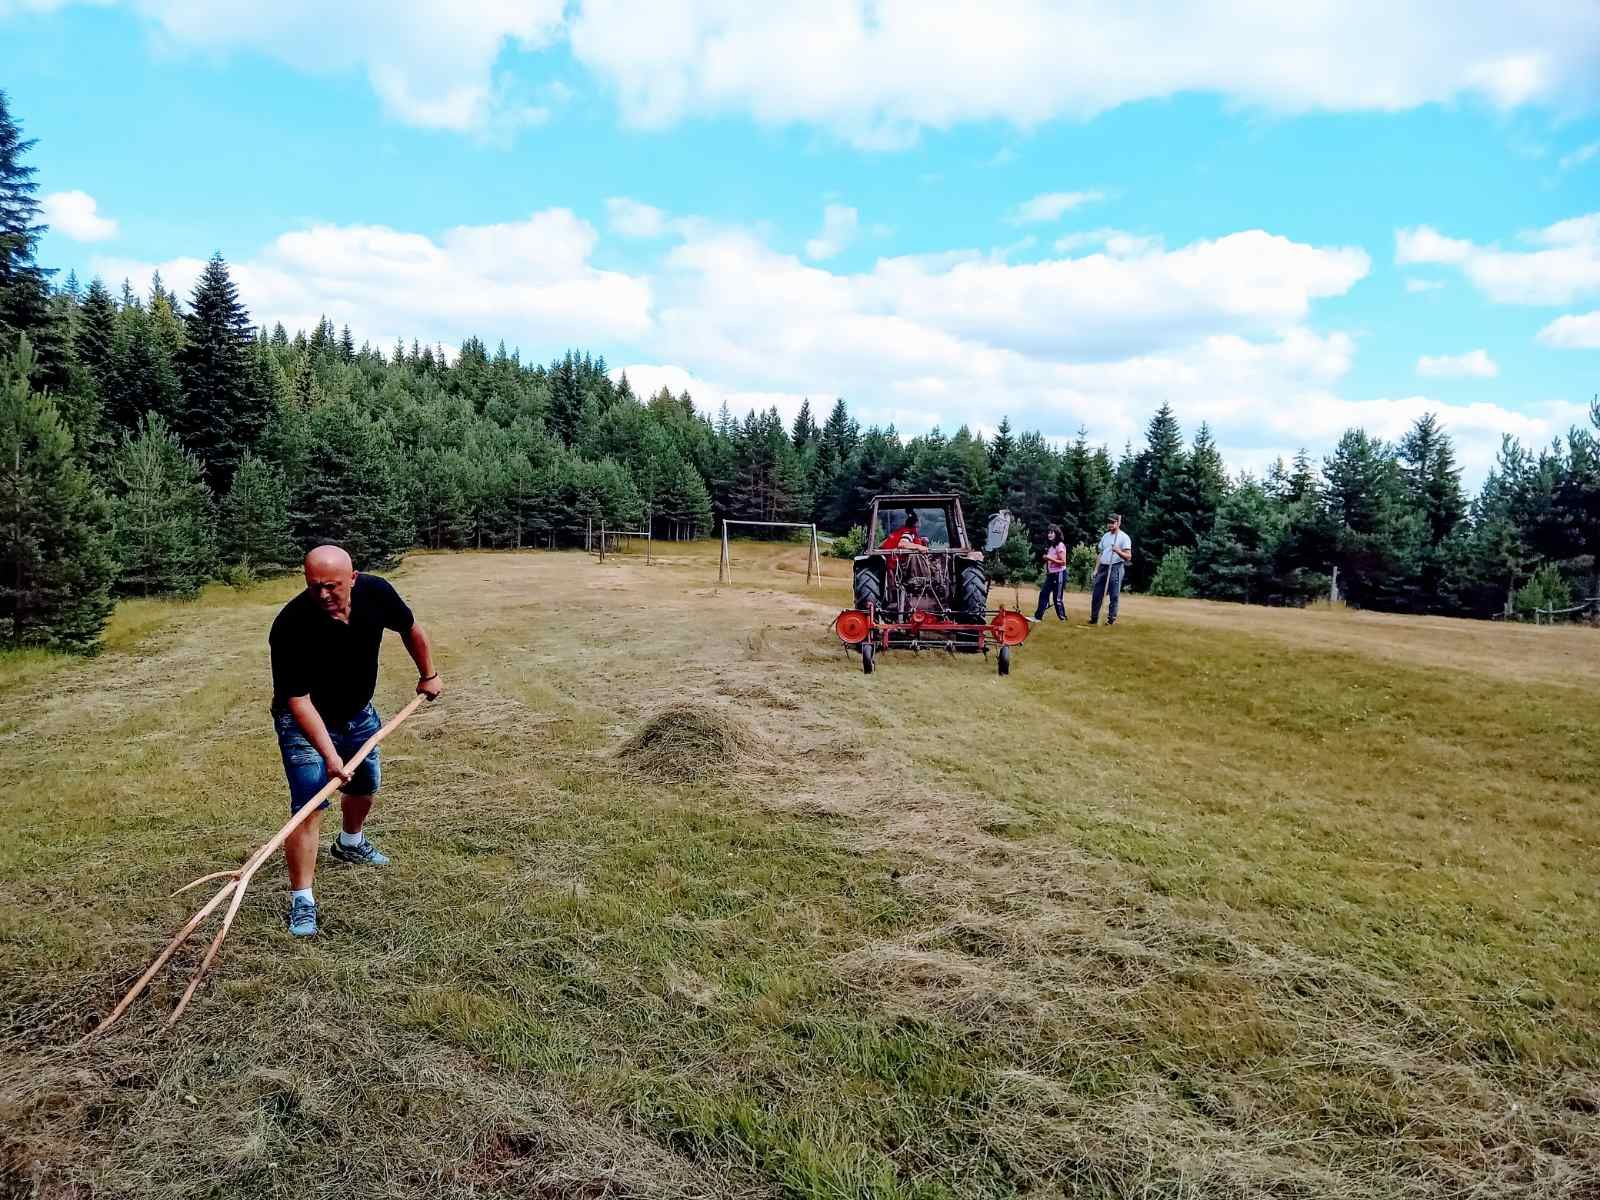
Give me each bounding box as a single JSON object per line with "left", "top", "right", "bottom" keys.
{"left": 853, "top": 560, "right": 885, "bottom": 613}
{"left": 957, "top": 559, "right": 989, "bottom": 620}
{"left": 956, "top": 559, "right": 990, "bottom": 649}
{"left": 861, "top": 641, "right": 875, "bottom": 674}
{"left": 998, "top": 644, "right": 1011, "bottom": 676}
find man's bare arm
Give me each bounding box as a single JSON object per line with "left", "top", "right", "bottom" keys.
{"left": 403, "top": 623, "right": 442, "bottom": 699}
{"left": 286, "top": 694, "right": 350, "bottom": 781}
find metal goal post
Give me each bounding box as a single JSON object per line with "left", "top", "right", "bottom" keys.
{"left": 718, "top": 520, "right": 822, "bottom": 587}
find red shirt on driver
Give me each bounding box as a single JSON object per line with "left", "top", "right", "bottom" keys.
{"left": 881, "top": 525, "right": 921, "bottom": 550}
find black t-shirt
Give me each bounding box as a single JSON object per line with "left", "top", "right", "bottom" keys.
{"left": 270, "top": 573, "right": 415, "bottom": 721}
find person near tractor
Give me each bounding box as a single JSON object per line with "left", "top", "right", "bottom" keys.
{"left": 1089, "top": 513, "right": 1133, "bottom": 626}
{"left": 269, "top": 544, "right": 443, "bottom": 937}
{"left": 1034, "top": 525, "right": 1068, "bottom": 621}
{"left": 881, "top": 509, "right": 928, "bottom": 552}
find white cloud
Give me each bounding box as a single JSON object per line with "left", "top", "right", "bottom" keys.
{"left": 1559, "top": 141, "right": 1600, "bottom": 171}
{"left": 1396, "top": 213, "right": 1600, "bottom": 304}
{"left": 1537, "top": 310, "right": 1600, "bottom": 349}
{"left": 103, "top": 0, "right": 566, "bottom": 133}
{"left": 1054, "top": 228, "right": 1159, "bottom": 256}
{"left": 606, "top": 197, "right": 669, "bottom": 238}
{"left": 1416, "top": 349, "right": 1499, "bottom": 378}
{"left": 566, "top": 2, "right": 1600, "bottom": 146}
{"left": 93, "top": 208, "right": 652, "bottom": 349}
{"left": 1011, "top": 190, "right": 1104, "bottom": 224}
{"left": 1394, "top": 226, "right": 1473, "bottom": 265}
{"left": 1404, "top": 277, "right": 1445, "bottom": 293}
{"left": 42, "top": 190, "right": 118, "bottom": 241}
{"left": 25, "top": 2, "right": 1600, "bottom": 142}
{"left": 805, "top": 204, "right": 859, "bottom": 261}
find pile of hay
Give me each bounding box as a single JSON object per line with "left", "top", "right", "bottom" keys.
{"left": 617, "top": 702, "right": 761, "bottom": 783}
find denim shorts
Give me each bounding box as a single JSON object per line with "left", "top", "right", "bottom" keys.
{"left": 274, "top": 703, "right": 382, "bottom": 813}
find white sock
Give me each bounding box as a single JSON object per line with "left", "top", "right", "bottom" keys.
{"left": 291, "top": 887, "right": 315, "bottom": 906}
{"left": 339, "top": 829, "right": 364, "bottom": 847}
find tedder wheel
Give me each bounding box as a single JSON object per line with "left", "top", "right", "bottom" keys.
{"left": 997, "top": 644, "right": 1011, "bottom": 676}
{"left": 862, "top": 641, "right": 875, "bottom": 674}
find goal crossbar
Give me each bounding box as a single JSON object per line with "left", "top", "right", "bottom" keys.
{"left": 719, "top": 520, "right": 822, "bottom": 587}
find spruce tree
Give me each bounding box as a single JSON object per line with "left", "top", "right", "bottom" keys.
{"left": 219, "top": 453, "right": 297, "bottom": 570}
{"left": 110, "top": 300, "right": 184, "bottom": 435}
{"left": 179, "top": 252, "right": 265, "bottom": 490}
{"left": 0, "top": 92, "right": 71, "bottom": 393}
{"left": 0, "top": 335, "right": 116, "bottom": 650}
{"left": 1398, "top": 412, "right": 1466, "bottom": 545}
{"left": 75, "top": 277, "right": 118, "bottom": 393}
{"left": 291, "top": 397, "right": 413, "bottom": 567}
{"left": 791, "top": 397, "right": 817, "bottom": 449}
{"left": 111, "top": 412, "right": 218, "bottom": 596}
{"left": 1193, "top": 481, "right": 1282, "bottom": 603}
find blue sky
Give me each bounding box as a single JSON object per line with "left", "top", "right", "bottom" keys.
{"left": 4, "top": 1, "right": 1599, "bottom": 483}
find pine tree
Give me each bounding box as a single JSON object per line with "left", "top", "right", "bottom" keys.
{"left": 1193, "top": 481, "right": 1282, "bottom": 603}
{"left": 791, "top": 397, "right": 817, "bottom": 449}
{"left": 1323, "top": 429, "right": 1423, "bottom": 609}
{"left": 219, "top": 453, "right": 297, "bottom": 570}
{"left": 0, "top": 335, "right": 116, "bottom": 650}
{"left": 1398, "top": 413, "right": 1466, "bottom": 545}
{"left": 988, "top": 416, "right": 1014, "bottom": 473}
{"left": 291, "top": 397, "right": 413, "bottom": 567}
{"left": 75, "top": 277, "right": 118, "bottom": 393}
{"left": 0, "top": 92, "right": 71, "bottom": 393}
{"left": 111, "top": 299, "right": 184, "bottom": 435}
{"left": 111, "top": 412, "right": 218, "bottom": 596}
{"left": 179, "top": 252, "right": 265, "bottom": 490}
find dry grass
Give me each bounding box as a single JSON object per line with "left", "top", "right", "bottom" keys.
{"left": 619, "top": 703, "right": 764, "bottom": 784}
{"left": 2, "top": 541, "right": 1597, "bottom": 1198}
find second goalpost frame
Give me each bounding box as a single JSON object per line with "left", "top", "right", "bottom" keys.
{"left": 718, "top": 520, "right": 822, "bottom": 587}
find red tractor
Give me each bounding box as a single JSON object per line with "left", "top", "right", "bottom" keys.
{"left": 833, "top": 494, "right": 1031, "bottom": 675}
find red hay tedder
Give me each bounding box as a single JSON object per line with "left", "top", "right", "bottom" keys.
{"left": 832, "top": 493, "right": 1033, "bottom": 675}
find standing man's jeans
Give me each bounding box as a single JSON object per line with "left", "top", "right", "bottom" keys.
{"left": 1090, "top": 561, "right": 1124, "bottom": 624}
{"left": 1034, "top": 571, "right": 1066, "bottom": 620}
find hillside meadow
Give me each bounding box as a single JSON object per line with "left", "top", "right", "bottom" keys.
{"left": 2, "top": 541, "right": 1596, "bottom": 1198}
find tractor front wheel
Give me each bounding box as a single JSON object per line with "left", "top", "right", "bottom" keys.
{"left": 862, "top": 641, "right": 875, "bottom": 674}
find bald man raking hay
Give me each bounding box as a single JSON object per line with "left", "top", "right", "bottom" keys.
{"left": 269, "top": 545, "right": 443, "bottom": 937}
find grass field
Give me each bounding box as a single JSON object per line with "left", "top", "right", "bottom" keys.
{"left": 2, "top": 542, "right": 1597, "bottom": 1198}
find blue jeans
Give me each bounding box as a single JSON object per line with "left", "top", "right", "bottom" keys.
{"left": 274, "top": 703, "right": 382, "bottom": 813}
{"left": 1035, "top": 571, "right": 1066, "bottom": 620}
{"left": 1090, "top": 562, "right": 1124, "bottom": 624}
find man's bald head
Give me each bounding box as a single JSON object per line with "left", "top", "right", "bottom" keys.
{"left": 305, "top": 544, "right": 352, "bottom": 575}
{"left": 304, "top": 544, "right": 356, "bottom": 620}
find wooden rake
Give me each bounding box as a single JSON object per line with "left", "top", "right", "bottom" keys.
{"left": 87, "top": 694, "right": 429, "bottom": 1038}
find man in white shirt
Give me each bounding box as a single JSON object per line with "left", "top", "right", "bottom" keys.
{"left": 1090, "top": 513, "right": 1133, "bottom": 626}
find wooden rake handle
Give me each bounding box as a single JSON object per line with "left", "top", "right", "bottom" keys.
{"left": 87, "top": 693, "right": 430, "bottom": 1039}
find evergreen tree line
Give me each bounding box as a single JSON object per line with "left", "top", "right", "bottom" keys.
{"left": 2, "top": 91, "right": 1597, "bottom": 653}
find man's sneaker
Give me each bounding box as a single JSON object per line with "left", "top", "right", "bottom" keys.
{"left": 330, "top": 835, "right": 389, "bottom": 866}
{"left": 287, "top": 896, "right": 318, "bottom": 937}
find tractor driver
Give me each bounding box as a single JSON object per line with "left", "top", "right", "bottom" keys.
{"left": 881, "top": 510, "right": 929, "bottom": 553}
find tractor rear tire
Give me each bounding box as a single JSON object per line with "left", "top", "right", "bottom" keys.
{"left": 853, "top": 560, "right": 885, "bottom": 613}
{"left": 956, "top": 559, "right": 989, "bottom": 650}
{"left": 957, "top": 559, "right": 989, "bottom": 620}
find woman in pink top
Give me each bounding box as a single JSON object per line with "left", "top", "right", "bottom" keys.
{"left": 1033, "top": 525, "right": 1068, "bottom": 621}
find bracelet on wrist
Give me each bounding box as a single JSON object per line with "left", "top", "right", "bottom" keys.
{"left": 420, "top": 672, "right": 439, "bottom": 682}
